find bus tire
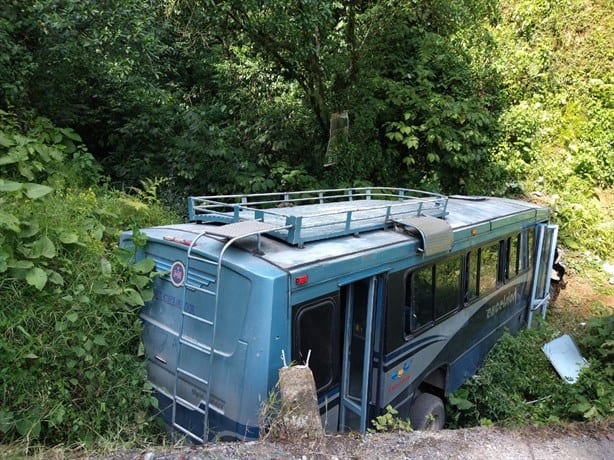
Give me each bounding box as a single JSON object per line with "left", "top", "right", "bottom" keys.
{"left": 409, "top": 393, "right": 445, "bottom": 430}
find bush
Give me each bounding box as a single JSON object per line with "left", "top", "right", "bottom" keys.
{"left": 447, "top": 317, "right": 614, "bottom": 428}
{"left": 491, "top": 0, "right": 614, "bottom": 258}
{"left": 0, "top": 113, "right": 177, "bottom": 446}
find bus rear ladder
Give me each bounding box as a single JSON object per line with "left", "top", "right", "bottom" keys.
{"left": 172, "top": 220, "right": 288, "bottom": 443}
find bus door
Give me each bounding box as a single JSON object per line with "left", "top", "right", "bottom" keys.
{"left": 528, "top": 223, "right": 559, "bottom": 328}
{"left": 338, "top": 272, "right": 386, "bottom": 433}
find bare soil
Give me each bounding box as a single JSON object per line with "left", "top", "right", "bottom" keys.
{"left": 96, "top": 421, "right": 614, "bottom": 460}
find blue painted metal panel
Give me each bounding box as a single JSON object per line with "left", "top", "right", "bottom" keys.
{"left": 124, "top": 226, "right": 288, "bottom": 443}
{"left": 154, "top": 391, "right": 260, "bottom": 441}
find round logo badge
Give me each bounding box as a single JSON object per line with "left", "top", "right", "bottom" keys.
{"left": 170, "top": 261, "right": 186, "bottom": 287}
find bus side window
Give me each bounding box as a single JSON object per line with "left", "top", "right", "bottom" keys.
{"left": 435, "top": 256, "right": 462, "bottom": 318}
{"left": 466, "top": 251, "right": 479, "bottom": 303}
{"left": 505, "top": 234, "right": 520, "bottom": 280}
{"left": 527, "top": 228, "right": 535, "bottom": 268}
{"left": 479, "top": 243, "right": 499, "bottom": 296}
{"left": 405, "top": 266, "right": 434, "bottom": 334}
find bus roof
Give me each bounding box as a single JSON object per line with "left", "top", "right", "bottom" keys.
{"left": 256, "top": 195, "right": 547, "bottom": 269}
{"left": 139, "top": 195, "right": 548, "bottom": 272}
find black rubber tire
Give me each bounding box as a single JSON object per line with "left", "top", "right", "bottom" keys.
{"left": 409, "top": 392, "right": 446, "bottom": 430}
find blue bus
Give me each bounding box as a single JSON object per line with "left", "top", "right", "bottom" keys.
{"left": 120, "top": 187, "right": 558, "bottom": 442}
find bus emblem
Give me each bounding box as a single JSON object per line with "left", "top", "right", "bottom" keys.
{"left": 170, "top": 261, "right": 185, "bottom": 287}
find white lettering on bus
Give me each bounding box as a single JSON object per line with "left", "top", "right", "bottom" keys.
{"left": 486, "top": 289, "right": 520, "bottom": 319}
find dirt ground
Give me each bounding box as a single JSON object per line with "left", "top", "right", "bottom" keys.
{"left": 96, "top": 422, "right": 614, "bottom": 460}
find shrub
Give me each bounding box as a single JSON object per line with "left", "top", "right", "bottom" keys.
{"left": 0, "top": 113, "right": 177, "bottom": 446}
{"left": 447, "top": 317, "right": 614, "bottom": 428}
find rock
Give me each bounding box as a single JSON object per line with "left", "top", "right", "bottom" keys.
{"left": 275, "top": 365, "right": 324, "bottom": 442}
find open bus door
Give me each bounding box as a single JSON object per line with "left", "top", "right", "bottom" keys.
{"left": 338, "top": 273, "right": 386, "bottom": 433}
{"left": 528, "top": 223, "right": 559, "bottom": 328}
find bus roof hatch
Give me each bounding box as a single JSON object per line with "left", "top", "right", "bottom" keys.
{"left": 393, "top": 215, "right": 453, "bottom": 256}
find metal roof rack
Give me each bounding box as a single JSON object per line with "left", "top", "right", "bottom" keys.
{"left": 188, "top": 187, "right": 448, "bottom": 246}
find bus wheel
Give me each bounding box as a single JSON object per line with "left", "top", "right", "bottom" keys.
{"left": 409, "top": 393, "right": 445, "bottom": 430}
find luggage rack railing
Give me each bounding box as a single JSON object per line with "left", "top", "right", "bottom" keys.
{"left": 188, "top": 187, "right": 448, "bottom": 246}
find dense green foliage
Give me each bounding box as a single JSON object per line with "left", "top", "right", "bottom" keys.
{"left": 447, "top": 316, "right": 613, "bottom": 427}
{"left": 0, "top": 0, "right": 612, "bottom": 449}
{"left": 2, "top": 0, "right": 505, "bottom": 198}
{"left": 490, "top": 0, "right": 613, "bottom": 257}
{"left": 0, "top": 112, "right": 176, "bottom": 445}
{"left": 3, "top": 0, "right": 610, "bottom": 253}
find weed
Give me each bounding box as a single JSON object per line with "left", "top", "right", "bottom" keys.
{"left": 369, "top": 405, "right": 412, "bottom": 433}
{"left": 258, "top": 385, "right": 283, "bottom": 441}
{"left": 0, "top": 115, "right": 177, "bottom": 447}
{"left": 447, "top": 315, "right": 614, "bottom": 428}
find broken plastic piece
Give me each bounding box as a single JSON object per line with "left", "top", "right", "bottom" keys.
{"left": 542, "top": 334, "right": 589, "bottom": 384}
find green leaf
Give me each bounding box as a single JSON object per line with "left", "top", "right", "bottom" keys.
{"left": 92, "top": 280, "right": 122, "bottom": 295}
{"left": 8, "top": 259, "right": 34, "bottom": 269}
{"left": 121, "top": 288, "right": 145, "bottom": 306}
{"left": 402, "top": 135, "right": 419, "bottom": 150}
{"left": 15, "top": 419, "right": 41, "bottom": 438}
{"left": 47, "top": 270, "right": 64, "bottom": 285}
{"left": 0, "top": 131, "right": 15, "bottom": 147}
{"left": 0, "top": 149, "right": 27, "bottom": 165}
{"left": 48, "top": 405, "right": 66, "bottom": 427}
{"left": 449, "top": 394, "right": 474, "bottom": 410}
{"left": 59, "top": 128, "right": 82, "bottom": 142}
{"left": 24, "top": 183, "right": 54, "bottom": 199}
{"left": 130, "top": 274, "right": 151, "bottom": 289}
{"left": 93, "top": 226, "right": 104, "bottom": 241}
{"left": 33, "top": 143, "right": 51, "bottom": 162}
{"left": 48, "top": 147, "right": 64, "bottom": 162}
{"left": 73, "top": 346, "right": 86, "bottom": 357}
{"left": 114, "top": 247, "right": 133, "bottom": 266}
{"left": 100, "top": 257, "right": 112, "bottom": 275}
{"left": 132, "top": 257, "right": 155, "bottom": 274}
{"left": 131, "top": 229, "right": 149, "bottom": 248}
{"left": 571, "top": 401, "right": 592, "bottom": 414}
{"left": 583, "top": 405, "right": 598, "bottom": 419}
{"left": 20, "top": 220, "right": 40, "bottom": 238}
{"left": 0, "top": 180, "right": 23, "bottom": 192}
{"left": 25, "top": 267, "right": 48, "bottom": 290}
{"left": 31, "top": 236, "right": 56, "bottom": 258}
{"left": 427, "top": 153, "right": 440, "bottom": 163}
{"left": 0, "top": 211, "right": 20, "bottom": 232}
{"left": 562, "top": 237, "right": 580, "bottom": 249}
{"left": 58, "top": 231, "right": 79, "bottom": 244}
{"left": 18, "top": 162, "right": 34, "bottom": 181}
{"left": 141, "top": 287, "right": 154, "bottom": 302}
{"left": 66, "top": 312, "right": 79, "bottom": 322}
{"left": 0, "top": 410, "right": 14, "bottom": 434}
{"left": 93, "top": 335, "right": 107, "bottom": 346}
